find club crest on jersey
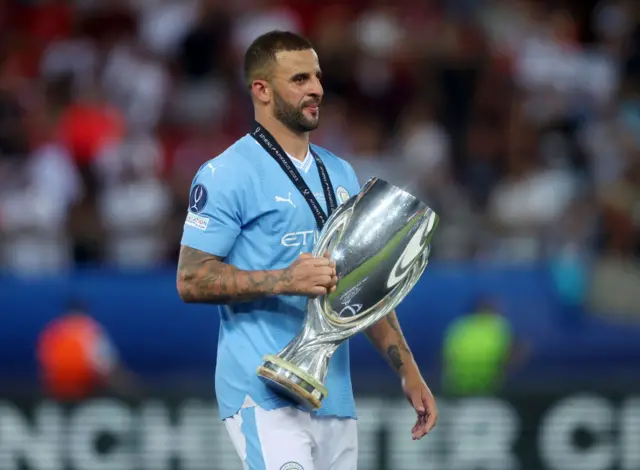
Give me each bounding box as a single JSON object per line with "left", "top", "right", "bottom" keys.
{"left": 189, "top": 184, "right": 208, "bottom": 214}
{"left": 336, "top": 186, "right": 350, "bottom": 204}
{"left": 280, "top": 463, "right": 304, "bottom": 470}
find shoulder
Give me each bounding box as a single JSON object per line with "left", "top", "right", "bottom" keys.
{"left": 310, "top": 143, "right": 355, "bottom": 174}
{"left": 192, "top": 135, "right": 257, "bottom": 187}
{"left": 311, "top": 143, "right": 361, "bottom": 193}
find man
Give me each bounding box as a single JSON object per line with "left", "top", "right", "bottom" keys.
{"left": 442, "top": 298, "right": 523, "bottom": 396}
{"left": 177, "top": 30, "right": 437, "bottom": 469}
{"left": 37, "top": 300, "right": 144, "bottom": 401}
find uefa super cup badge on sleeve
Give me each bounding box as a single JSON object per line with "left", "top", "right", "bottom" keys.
{"left": 257, "top": 178, "right": 439, "bottom": 410}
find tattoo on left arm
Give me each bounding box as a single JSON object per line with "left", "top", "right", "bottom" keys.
{"left": 387, "top": 345, "right": 404, "bottom": 371}
{"left": 366, "top": 311, "right": 414, "bottom": 374}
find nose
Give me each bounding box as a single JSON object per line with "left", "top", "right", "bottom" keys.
{"left": 308, "top": 77, "right": 323, "bottom": 101}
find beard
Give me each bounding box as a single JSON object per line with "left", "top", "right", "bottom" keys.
{"left": 273, "top": 89, "right": 320, "bottom": 133}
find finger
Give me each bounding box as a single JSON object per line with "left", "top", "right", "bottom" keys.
{"left": 316, "top": 275, "right": 333, "bottom": 286}
{"left": 298, "top": 252, "right": 313, "bottom": 259}
{"left": 311, "top": 257, "right": 331, "bottom": 267}
{"left": 329, "top": 260, "right": 336, "bottom": 275}
{"left": 423, "top": 393, "right": 437, "bottom": 432}
{"left": 323, "top": 250, "right": 331, "bottom": 259}
{"left": 310, "top": 286, "right": 327, "bottom": 297}
{"left": 412, "top": 415, "right": 429, "bottom": 440}
{"left": 425, "top": 411, "right": 437, "bottom": 434}
{"left": 411, "top": 415, "right": 424, "bottom": 434}
{"left": 411, "top": 415, "right": 421, "bottom": 434}
{"left": 330, "top": 275, "right": 338, "bottom": 287}
{"left": 409, "top": 391, "right": 428, "bottom": 440}
{"left": 315, "top": 267, "right": 334, "bottom": 277}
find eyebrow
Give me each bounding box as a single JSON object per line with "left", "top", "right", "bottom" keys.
{"left": 289, "top": 70, "right": 323, "bottom": 81}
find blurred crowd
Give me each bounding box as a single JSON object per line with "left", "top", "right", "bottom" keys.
{"left": 0, "top": 0, "right": 639, "bottom": 313}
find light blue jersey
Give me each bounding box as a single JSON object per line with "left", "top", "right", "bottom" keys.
{"left": 180, "top": 134, "right": 361, "bottom": 421}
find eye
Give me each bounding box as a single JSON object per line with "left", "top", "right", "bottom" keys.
{"left": 292, "top": 74, "right": 308, "bottom": 84}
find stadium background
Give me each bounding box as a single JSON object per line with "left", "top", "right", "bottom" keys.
{"left": 1, "top": 0, "right": 640, "bottom": 468}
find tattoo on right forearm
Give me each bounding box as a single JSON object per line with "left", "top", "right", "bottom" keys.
{"left": 177, "top": 246, "right": 290, "bottom": 304}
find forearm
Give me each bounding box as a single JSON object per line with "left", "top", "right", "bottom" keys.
{"left": 177, "top": 246, "right": 289, "bottom": 304}
{"left": 365, "top": 311, "right": 419, "bottom": 377}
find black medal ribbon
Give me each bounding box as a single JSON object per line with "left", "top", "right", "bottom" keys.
{"left": 251, "top": 121, "right": 337, "bottom": 230}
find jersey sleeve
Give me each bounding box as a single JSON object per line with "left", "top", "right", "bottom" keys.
{"left": 180, "top": 161, "right": 245, "bottom": 258}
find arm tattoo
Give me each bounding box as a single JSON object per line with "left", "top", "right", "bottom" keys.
{"left": 366, "top": 311, "right": 413, "bottom": 373}
{"left": 176, "top": 245, "right": 289, "bottom": 304}
{"left": 387, "top": 345, "right": 404, "bottom": 371}
{"left": 387, "top": 314, "right": 412, "bottom": 354}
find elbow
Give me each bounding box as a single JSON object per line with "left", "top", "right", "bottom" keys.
{"left": 176, "top": 277, "right": 196, "bottom": 303}
{"left": 176, "top": 275, "right": 225, "bottom": 304}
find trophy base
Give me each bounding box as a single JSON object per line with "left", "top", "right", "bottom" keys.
{"left": 256, "top": 355, "right": 328, "bottom": 410}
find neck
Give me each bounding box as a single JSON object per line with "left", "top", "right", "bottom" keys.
{"left": 255, "top": 114, "right": 309, "bottom": 161}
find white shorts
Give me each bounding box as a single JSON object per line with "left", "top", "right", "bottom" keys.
{"left": 224, "top": 405, "right": 358, "bottom": 470}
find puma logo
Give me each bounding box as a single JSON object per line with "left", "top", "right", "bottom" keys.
{"left": 207, "top": 163, "right": 222, "bottom": 178}
{"left": 275, "top": 193, "right": 296, "bottom": 208}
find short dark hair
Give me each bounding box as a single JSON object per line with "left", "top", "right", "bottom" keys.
{"left": 243, "top": 30, "right": 314, "bottom": 89}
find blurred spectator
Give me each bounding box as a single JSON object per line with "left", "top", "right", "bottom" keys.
{"left": 168, "top": 120, "right": 235, "bottom": 207}
{"left": 588, "top": 149, "right": 640, "bottom": 317}
{"left": 397, "top": 101, "right": 451, "bottom": 187}
{"left": 136, "top": 0, "right": 200, "bottom": 59}
{"left": 231, "top": 0, "right": 303, "bottom": 60}
{"left": 0, "top": 67, "right": 82, "bottom": 274}
{"left": 353, "top": 0, "right": 406, "bottom": 60}
{"left": 442, "top": 297, "right": 528, "bottom": 396}
{"left": 312, "top": 95, "right": 353, "bottom": 157}
{"left": 342, "top": 113, "right": 416, "bottom": 195}
{"left": 57, "top": 82, "right": 124, "bottom": 168}
{"left": 102, "top": 39, "right": 170, "bottom": 133}
{"left": 39, "top": 18, "right": 98, "bottom": 95}
{"left": 178, "top": 1, "right": 231, "bottom": 82}
{"left": 37, "top": 300, "right": 143, "bottom": 401}
{"left": 94, "top": 129, "right": 172, "bottom": 268}
{"left": 487, "top": 106, "right": 580, "bottom": 261}
{"left": 0, "top": 0, "right": 637, "bottom": 323}
{"left": 169, "top": 0, "right": 232, "bottom": 125}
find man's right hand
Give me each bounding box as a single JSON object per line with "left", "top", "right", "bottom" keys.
{"left": 276, "top": 253, "right": 337, "bottom": 297}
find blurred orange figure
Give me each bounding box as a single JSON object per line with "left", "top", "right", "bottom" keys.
{"left": 36, "top": 314, "right": 117, "bottom": 401}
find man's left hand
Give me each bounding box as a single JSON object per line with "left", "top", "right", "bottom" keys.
{"left": 402, "top": 371, "right": 438, "bottom": 440}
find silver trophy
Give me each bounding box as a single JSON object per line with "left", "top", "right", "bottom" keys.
{"left": 256, "top": 178, "right": 439, "bottom": 409}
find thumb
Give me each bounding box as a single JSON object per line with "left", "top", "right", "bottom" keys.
{"left": 298, "top": 252, "right": 313, "bottom": 259}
